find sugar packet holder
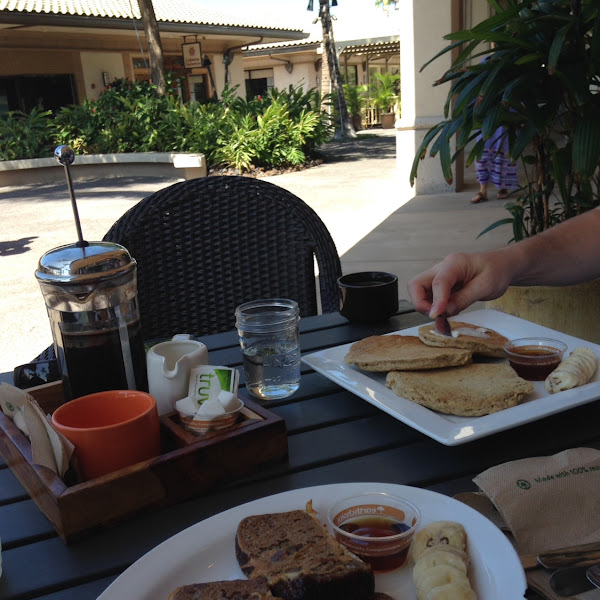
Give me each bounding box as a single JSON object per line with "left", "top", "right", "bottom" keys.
{"left": 175, "top": 365, "right": 243, "bottom": 435}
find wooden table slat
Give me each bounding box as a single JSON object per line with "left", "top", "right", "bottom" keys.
{"left": 0, "top": 498, "right": 55, "bottom": 547}
{"left": 271, "top": 390, "right": 379, "bottom": 433}
{"left": 0, "top": 466, "right": 27, "bottom": 504}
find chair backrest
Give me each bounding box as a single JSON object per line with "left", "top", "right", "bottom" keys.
{"left": 103, "top": 176, "right": 341, "bottom": 340}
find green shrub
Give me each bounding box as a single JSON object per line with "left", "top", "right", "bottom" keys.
{"left": 53, "top": 101, "right": 98, "bottom": 154}
{"left": 2, "top": 80, "right": 334, "bottom": 171}
{"left": 0, "top": 107, "right": 53, "bottom": 160}
{"left": 213, "top": 87, "right": 333, "bottom": 171}
{"left": 370, "top": 72, "right": 400, "bottom": 114}
{"left": 343, "top": 84, "right": 369, "bottom": 116}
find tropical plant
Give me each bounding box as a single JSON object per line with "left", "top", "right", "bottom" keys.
{"left": 53, "top": 78, "right": 176, "bottom": 154}
{"left": 0, "top": 107, "right": 53, "bottom": 160}
{"left": 410, "top": 0, "right": 600, "bottom": 243}
{"left": 213, "top": 89, "right": 333, "bottom": 172}
{"left": 49, "top": 80, "right": 334, "bottom": 172}
{"left": 2, "top": 80, "right": 333, "bottom": 172}
{"left": 370, "top": 72, "right": 400, "bottom": 114}
{"left": 343, "top": 84, "right": 369, "bottom": 116}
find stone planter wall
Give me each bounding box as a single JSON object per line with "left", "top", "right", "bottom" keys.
{"left": 0, "top": 153, "right": 206, "bottom": 187}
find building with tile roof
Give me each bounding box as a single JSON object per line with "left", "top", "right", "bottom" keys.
{"left": 243, "top": 27, "right": 400, "bottom": 129}
{"left": 0, "top": 0, "right": 306, "bottom": 113}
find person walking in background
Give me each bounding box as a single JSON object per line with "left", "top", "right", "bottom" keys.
{"left": 471, "top": 125, "right": 519, "bottom": 203}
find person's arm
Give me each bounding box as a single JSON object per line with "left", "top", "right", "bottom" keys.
{"left": 408, "top": 206, "right": 600, "bottom": 317}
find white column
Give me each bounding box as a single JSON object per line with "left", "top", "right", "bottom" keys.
{"left": 396, "top": 0, "right": 455, "bottom": 194}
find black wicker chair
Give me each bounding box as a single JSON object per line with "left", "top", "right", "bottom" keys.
{"left": 19, "top": 176, "right": 340, "bottom": 386}
{"left": 102, "top": 176, "right": 342, "bottom": 341}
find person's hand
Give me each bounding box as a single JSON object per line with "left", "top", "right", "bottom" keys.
{"left": 407, "top": 251, "right": 515, "bottom": 318}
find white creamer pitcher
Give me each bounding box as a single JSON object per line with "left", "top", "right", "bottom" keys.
{"left": 146, "top": 334, "right": 209, "bottom": 415}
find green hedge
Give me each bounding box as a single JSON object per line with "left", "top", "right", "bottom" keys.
{"left": 0, "top": 79, "right": 334, "bottom": 172}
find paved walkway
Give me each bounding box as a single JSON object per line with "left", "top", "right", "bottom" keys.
{"left": 0, "top": 130, "right": 511, "bottom": 381}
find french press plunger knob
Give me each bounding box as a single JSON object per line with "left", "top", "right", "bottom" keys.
{"left": 54, "top": 145, "right": 88, "bottom": 248}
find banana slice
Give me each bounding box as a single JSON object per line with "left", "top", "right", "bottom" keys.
{"left": 411, "top": 520, "right": 467, "bottom": 562}
{"left": 413, "top": 546, "right": 469, "bottom": 586}
{"left": 425, "top": 582, "right": 477, "bottom": 600}
{"left": 411, "top": 521, "right": 477, "bottom": 600}
{"left": 416, "top": 564, "right": 471, "bottom": 600}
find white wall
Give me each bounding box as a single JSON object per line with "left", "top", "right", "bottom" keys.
{"left": 397, "top": 0, "right": 455, "bottom": 194}
{"left": 209, "top": 52, "right": 245, "bottom": 98}
{"left": 274, "top": 62, "right": 316, "bottom": 92}
{"left": 228, "top": 54, "right": 246, "bottom": 95}
{"left": 467, "top": 0, "right": 492, "bottom": 29}
{"left": 80, "top": 52, "right": 126, "bottom": 100}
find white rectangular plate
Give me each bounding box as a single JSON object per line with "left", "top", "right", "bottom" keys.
{"left": 302, "top": 309, "right": 600, "bottom": 445}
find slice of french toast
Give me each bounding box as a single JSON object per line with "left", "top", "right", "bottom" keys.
{"left": 168, "top": 577, "right": 282, "bottom": 599}
{"left": 236, "top": 509, "right": 374, "bottom": 600}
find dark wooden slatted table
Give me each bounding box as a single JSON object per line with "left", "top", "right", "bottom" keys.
{"left": 1, "top": 302, "right": 599, "bottom": 600}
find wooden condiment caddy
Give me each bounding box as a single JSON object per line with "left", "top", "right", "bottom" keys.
{"left": 0, "top": 381, "right": 288, "bottom": 543}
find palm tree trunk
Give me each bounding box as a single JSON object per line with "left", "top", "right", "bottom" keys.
{"left": 137, "top": 0, "right": 167, "bottom": 96}
{"left": 319, "top": 0, "right": 355, "bottom": 139}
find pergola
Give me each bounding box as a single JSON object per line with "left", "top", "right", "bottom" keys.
{"left": 337, "top": 38, "right": 400, "bottom": 85}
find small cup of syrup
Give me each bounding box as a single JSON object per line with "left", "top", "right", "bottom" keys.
{"left": 327, "top": 492, "right": 421, "bottom": 573}
{"left": 504, "top": 337, "right": 568, "bottom": 381}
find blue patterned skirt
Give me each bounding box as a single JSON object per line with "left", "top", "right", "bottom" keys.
{"left": 475, "top": 128, "right": 518, "bottom": 190}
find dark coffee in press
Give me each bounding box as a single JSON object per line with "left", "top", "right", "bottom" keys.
{"left": 59, "top": 320, "right": 147, "bottom": 401}
{"left": 37, "top": 241, "right": 148, "bottom": 401}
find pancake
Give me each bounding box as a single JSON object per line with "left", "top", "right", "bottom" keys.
{"left": 418, "top": 321, "right": 508, "bottom": 358}
{"left": 386, "top": 363, "right": 533, "bottom": 416}
{"left": 344, "top": 335, "right": 472, "bottom": 372}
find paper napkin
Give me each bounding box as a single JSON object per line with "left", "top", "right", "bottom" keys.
{"left": 459, "top": 448, "right": 600, "bottom": 600}
{"left": 0, "top": 382, "right": 73, "bottom": 477}
{"left": 473, "top": 448, "right": 600, "bottom": 554}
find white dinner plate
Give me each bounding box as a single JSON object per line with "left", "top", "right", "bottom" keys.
{"left": 302, "top": 309, "right": 600, "bottom": 445}
{"left": 97, "top": 482, "right": 526, "bottom": 600}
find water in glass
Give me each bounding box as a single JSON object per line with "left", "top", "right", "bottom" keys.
{"left": 235, "top": 298, "right": 301, "bottom": 401}
{"left": 243, "top": 340, "right": 301, "bottom": 400}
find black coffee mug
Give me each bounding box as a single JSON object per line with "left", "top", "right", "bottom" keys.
{"left": 338, "top": 271, "right": 399, "bottom": 323}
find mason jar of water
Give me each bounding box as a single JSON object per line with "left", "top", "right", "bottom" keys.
{"left": 235, "top": 298, "right": 301, "bottom": 400}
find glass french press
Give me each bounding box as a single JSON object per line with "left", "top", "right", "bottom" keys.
{"left": 35, "top": 146, "right": 147, "bottom": 401}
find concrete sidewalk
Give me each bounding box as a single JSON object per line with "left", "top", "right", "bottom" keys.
{"left": 0, "top": 131, "right": 512, "bottom": 381}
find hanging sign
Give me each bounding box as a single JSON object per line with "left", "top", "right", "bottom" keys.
{"left": 182, "top": 42, "right": 203, "bottom": 68}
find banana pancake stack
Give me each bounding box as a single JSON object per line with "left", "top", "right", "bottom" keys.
{"left": 344, "top": 321, "right": 533, "bottom": 417}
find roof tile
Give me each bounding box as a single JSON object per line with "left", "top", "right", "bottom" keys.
{"left": 0, "top": 0, "right": 303, "bottom": 30}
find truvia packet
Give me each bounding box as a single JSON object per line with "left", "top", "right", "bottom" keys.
{"left": 187, "top": 365, "right": 239, "bottom": 408}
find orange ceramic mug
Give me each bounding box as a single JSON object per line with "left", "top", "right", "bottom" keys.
{"left": 51, "top": 390, "right": 160, "bottom": 481}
